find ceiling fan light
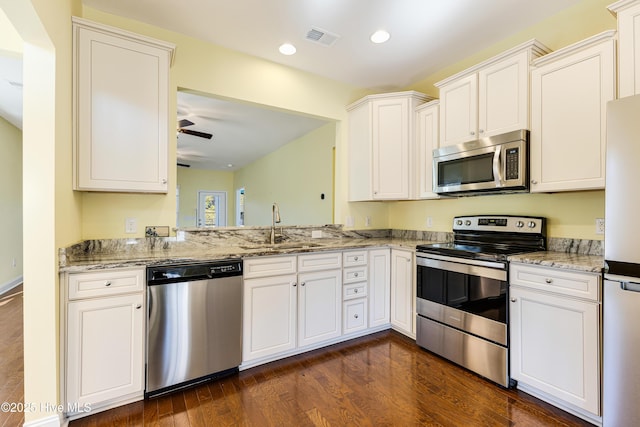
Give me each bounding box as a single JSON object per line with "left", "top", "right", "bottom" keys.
{"left": 279, "top": 43, "right": 297, "bottom": 55}
{"left": 370, "top": 30, "right": 390, "bottom": 44}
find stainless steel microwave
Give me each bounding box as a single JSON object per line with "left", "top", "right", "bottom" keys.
{"left": 433, "top": 129, "right": 529, "bottom": 196}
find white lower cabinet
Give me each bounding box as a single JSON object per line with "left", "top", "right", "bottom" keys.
{"left": 62, "top": 268, "right": 145, "bottom": 418}
{"left": 298, "top": 269, "right": 342, "bottom": 347}
{"left": 242, "top": 273, "right": 297, "bottom": 361}
{"left": 368, "top": 248, "right": 391, "bottom": 328}
{"left": 509, "top": 263, "right": 601, "bottom": 421}
{"left": 343, "top": 298, "right": 367, "bottom": 334}
{"left": 390, "top": 248, "right": 415, "bottom": 337}
{"left": 242, "top": 253, "right": 343, "bottom": 365}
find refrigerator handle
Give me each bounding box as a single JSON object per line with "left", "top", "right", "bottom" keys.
{"left": 621, "top": 281, "right": 640, "bottom": 292}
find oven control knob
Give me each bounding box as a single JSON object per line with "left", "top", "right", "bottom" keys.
{"left": 464, "top": 220, "right": 471, "bottom": 226}
{"left": 528, "top": 221, "right": 536, "bottom": 228}
{"left": 516, "top": 221, "right": 524, "bottom": 228}
{"left": 456, "top": 220, "right": 463, "bottom": 226}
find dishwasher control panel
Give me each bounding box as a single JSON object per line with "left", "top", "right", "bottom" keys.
{"left": 148, "top": 259, "right": 243, "bottom": 285}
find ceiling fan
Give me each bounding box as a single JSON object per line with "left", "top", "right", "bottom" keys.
{"left": 177, "top": 119, "right": 213, "bottom": 139}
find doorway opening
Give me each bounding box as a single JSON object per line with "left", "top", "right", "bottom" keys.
{"left": 197, "top": 190, "right": 227, "bottom": 227}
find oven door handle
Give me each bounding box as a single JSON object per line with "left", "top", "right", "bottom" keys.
{"left": 416, "top": 255, "right": 507, "bottom": 282}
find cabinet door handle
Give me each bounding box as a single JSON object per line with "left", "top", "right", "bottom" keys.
{"left": 545, "top": 278, "right": 553, "bottom": 284}
{"left": 479, "top": 129, "right": 484, "bottom": 134}
{"left": 510, "top": 297, "right": 517, "bottom": 302}
{"left": 354, "top": 314, "right": 359, "bottom": 319}
{"left": 292, "top": 282, "right": 297, "bottom": 287}
{"left": 531, "top": 179, "right": 538, "bottom": 185}
{"left": 135, "top": 304, "right": 142, "bottom": 309}
{"left": 470, "top": 131, "right": 475, "bottom": 136}
{"left": 105, "top": 281, "right": 112, "bottom": 287}
{"left": 161, "top": 179, "right": 167, "bottom": 184}
{"left": 301, "top": 282, "right": 306, "bottom": 287}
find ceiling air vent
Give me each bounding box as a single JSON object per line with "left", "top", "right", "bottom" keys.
{"left": 305, "top": 27, "right": 340, "bottom": 47}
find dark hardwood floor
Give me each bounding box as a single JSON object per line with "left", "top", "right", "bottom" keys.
{"left": 0, "top": 285, "right": 25, "bottom": 427}
{"left": 70, "top": 330, "right": 593, "bottom": 427}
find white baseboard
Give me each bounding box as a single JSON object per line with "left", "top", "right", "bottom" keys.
{"left": 23, "top": 414, "right": 62, "bottom": 427}
{"left": 0, "top": 275, "right": 23, "bottom": 295}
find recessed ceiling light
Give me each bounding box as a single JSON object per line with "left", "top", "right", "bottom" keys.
{"left": 227, "top": 163, "right": 233, "bottom": 168}
{"left": 370, "top": 30, "right": 391, "bottom": 44}
{"left": 279, "top": 43, "right": 297, "bottom": 55}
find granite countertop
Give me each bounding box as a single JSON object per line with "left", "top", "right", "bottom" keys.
{"left": 508, "top": 251, "right": 604, "bottom": 273}
{"left": 59, "top": 237, "right": 429, "bottom": 273}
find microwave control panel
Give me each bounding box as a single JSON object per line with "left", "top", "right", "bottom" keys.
{"left": 505, "top": 147, "right": 519, "bottom": 180}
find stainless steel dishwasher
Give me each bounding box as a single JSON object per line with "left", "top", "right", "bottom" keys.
{"left": 146, "top": 259, "right": 242, "bottom": 397}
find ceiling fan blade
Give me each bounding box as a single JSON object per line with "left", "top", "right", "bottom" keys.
{"left": 177, "top": 163, "right": 191, "bottom": 168}
{"left": 178, "top": 119, "right": 195, "bottom": 128}
{"left": 179, "top": 128, "right": 213, "bottom": 139}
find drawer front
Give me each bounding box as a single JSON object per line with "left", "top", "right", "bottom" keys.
{"left": 343, "top": 266, "right": 368, "bottom": 284}
{"left": 510, "top": 263, "right": 600, "bottom": 301}
{"left": 343, "top": 282, "right": 367, "bottom": 300}
{"left": 243, "top": 256, "right": 297, "bottom": 279}
{"left": 343, "top": 251, "right": 368, "bottom": 267}
{"left": 343, "top": 298, "right": 367, "bottom": 334}
{"left": 68, "top": 268, "right": 144, "bottom": 300}
{"left": 298, "top": 252, "right": 342, "bottom": 272}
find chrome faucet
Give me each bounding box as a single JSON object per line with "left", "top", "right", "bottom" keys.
{"left": 270, "top": 202, "right": 281, "bottom": 244}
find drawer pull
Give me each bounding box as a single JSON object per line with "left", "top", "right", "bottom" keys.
{"left": 354, "top": 314, "right": 359, "bottom": 319}
{"left": 354, "top": 289, "right": 359, "bottom": 294}
{"left": 105, "top": 281, "right": 112, "bottom": 287}
{"left": 354, "top": 272, "right": 359, "bottom": 277}
{"left": 510, "top": 297, "right": 517, "bottom": 303}
{"left": 545, "top": 278, "right": 553, "bottom": 284}
{"left": 354, "top": 256, "right": 359, "bottom": 261}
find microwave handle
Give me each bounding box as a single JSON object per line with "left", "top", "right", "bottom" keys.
{"left": 493, "top": 146, "right": 502, "bottom": 184}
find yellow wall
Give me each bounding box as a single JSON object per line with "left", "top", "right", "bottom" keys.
{"left": 235, "top": 122, "right": 336, "bottom": 226}
{"left": 176, "top": 167, "right": 235, "bottom": 228}
{"left": 2, "top": 0, "right": 83, "bottom": 423}
{"left": 0, "top": 117, "right": 23, "bottom": 288}
{"left": 80, "top": 6, "right": 363, "bottom": 239}
{"left": 386, "top": 0, "right": 614, "bottom": 240}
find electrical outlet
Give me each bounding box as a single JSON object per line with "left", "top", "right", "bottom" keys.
{"left": 365, "top": 216, "right": 371, "bottom": 227}
{"left": 595, "top": 218, "right": 605, "bottom": 235}
{"left": 125, "top": 217, "right": 137, "bottom": 234}
{"left": 345, "top": 216, "right": 354, "bottom": 227}
{"left": 426, "top": 216, "right": 433, "bottom": 228}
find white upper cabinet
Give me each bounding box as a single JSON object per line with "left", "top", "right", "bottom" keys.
{"left": 609, "top": 0, "right": 640, "bottom": 97}
{"left": 436, "top": 40, "right": 550, "bottom": 147}
{"left": 415, "top": 100, "right": 440, "bottom": 199}
{"left": 347, "top": 91, "right": 433, "bottom": 201}
{"left": 72, "top": 17, "right": 175, "bottom": 193}
{"left": 530, "top": 31, "right": 616, "bottom": 193}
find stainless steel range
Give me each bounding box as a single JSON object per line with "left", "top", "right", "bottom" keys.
{"left": 415, "top": 215, "right": 546, "bottom": 387}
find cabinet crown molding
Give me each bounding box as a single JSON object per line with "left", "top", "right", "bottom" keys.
{"left": 532, "top": 30, "right": 617, "bottom": 67}
{"left": 435, "top": 39, "right": 551, "bottom": 88}
{"left": 608, "top": 0, "right": 640, "bottom": 15}
{"left": 71, "top": 16, "right": 176, "bottom": 65}
{"left": 346, "top": 90, "right": 434, "bottom": 111}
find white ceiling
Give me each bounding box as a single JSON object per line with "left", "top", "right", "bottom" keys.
{"left": 82, "top": 0, "right": 582, "bottom": 90}
{"left": 176, "top": 91, "right": 329, "bottom": 170}
{"left": 1, "top": 0, "right": 584, "bottom": 169}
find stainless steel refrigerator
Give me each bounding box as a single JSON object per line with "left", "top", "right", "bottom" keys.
{"left": 603, "top": 94, "right": 640, "bottom": 426}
